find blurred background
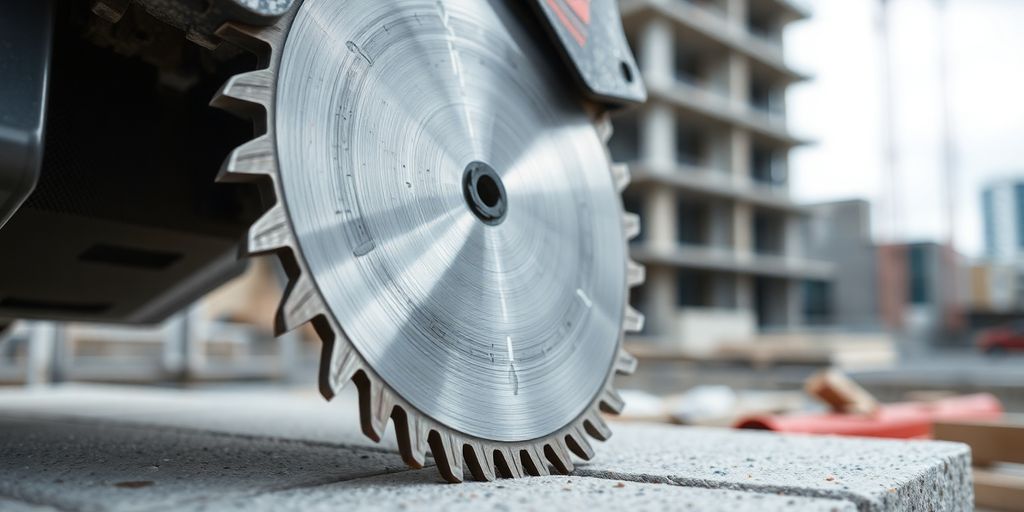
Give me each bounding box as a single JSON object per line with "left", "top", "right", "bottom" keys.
{"left": 1, "top": 0, "right": 1023, "bottom": 430}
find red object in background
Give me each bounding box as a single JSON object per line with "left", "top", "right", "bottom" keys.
{"left": 975, "top": 322, "right": 1024, "bottom": 355}
{"left": 735, "top": 394, "right": 1003, "bottom": 439}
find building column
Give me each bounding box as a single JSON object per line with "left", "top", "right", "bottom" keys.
{"left": 786, "top": 279, "right": 803, "bottom": 328}
{"left": 733, "top": 202, "right": 752, "bottom": 258}
{"left": 641, "top": 105, "right": 675, "bottom": 169}
{"left": 728, "top": 53, "right": 750, "bottom": 107}
{"left": 646, "top": 266, "right": 678, "bottom": 339}
{"left": 725, "top": 0, "right": 748, "bottom": 32}
{"left": 646, "top": 187, "right": 677, "bottom": 253}
{"left": 729, "top": 127, "right": 751, "bottom": 182}
{"left": 639, "top": 18, "right": 674, "bottom": 89}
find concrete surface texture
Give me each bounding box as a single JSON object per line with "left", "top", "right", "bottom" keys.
{"left": 0, "top": 385, "right": 971, "bottom": 511}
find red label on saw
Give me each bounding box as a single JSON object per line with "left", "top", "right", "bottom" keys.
{"left": 545, "top": 0, "right": 591, "bottom": 47}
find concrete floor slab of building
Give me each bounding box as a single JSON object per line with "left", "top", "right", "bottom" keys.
{"left": 0, "top": 385, "right": 970, "bottom": 511}
{"left": 612, "top": 0, "right": 844, "bottom": 351}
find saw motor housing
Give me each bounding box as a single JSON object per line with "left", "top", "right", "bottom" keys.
{"left": 0, "top": 0, "right": 644, "bottom": 326}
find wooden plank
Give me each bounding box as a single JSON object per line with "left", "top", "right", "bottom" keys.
{"left": 974, "top": 468, "right": 1024, "bottom": 512}
{"left": 804, "top": 369, "right": 879, "bottom": 415}
{"left": 933, "top": 419, "right": 1024, "bottom": 465}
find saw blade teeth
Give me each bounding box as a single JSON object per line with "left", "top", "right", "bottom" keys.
{"left": 626, "top": 259, "right": 645, "bottom": 287}
{"left": 210, "top": 69, "right": 275, "bottom": 114}
{"left": 219, "top": 5, "right": 639, "bottom": 482}
{"left": 218, "top": 135, "right": 277, "bottom": 182}
{"left": 275, "top": 273, "right": 324, "bottom": 335}
{"left": 611, "top": 163, "right": 631, "bottom": 192}
{"left": 623, "top": 212, "right": 641, "bottom": 240}
{"left": 369, "top": 385, "right": 396, "bottom": 442}
{"left": 428, "top": 431, "right": 465, "bottom": 483}
{"left": 246, "top": 204, "right": 292, "bottom": 255}
{"left": 356, "top": 374, "right": 393, "bottom": 442}
{"left": 325, "top": 335, "right": 361, "bottom": 396}
{"left": 544, "top": 440, "right": 575, "bottom": 474}
{"left": 392, "top": 408, "right": 429, "bottom": 468}
{"left": 583, "top": 411, "right": 612, "bottom": 441}
{"left": 522, "top": 446, "right": 550, "bottom": 476}
{"left": 595, "top": 113, "right": 614, "bottom": 143}
{"left": 463, "top": 442, "right": 497, "bottom": 482}
{"left": 599, "top": 387, "right": 626, "bottom": 415}
{"left": 493, "top": 447, "right": 526, "bottom": 479}
{"left": 623, "top": 305, "right": 645, "bottom": 333}
{"left": 564, "top": 428, "right": 595, "bottom": 460}
{"left": 615, "top": 349, "right": 638, "bottom": 375}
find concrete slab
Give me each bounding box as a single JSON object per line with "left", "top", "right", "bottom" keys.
{"left": 0, "top": 385, "right": 970, "bottom": 511}
{"left": 0, "top": 415, "right": 410, "bottom": 511}
{"left": 0, "top": 384, "right": 394, "bottom": 450}
{"left": 580, "top": 424, "right": 972, "bottom": 511}
{"left": 0, "top": 496, "right": 57, "bottom": 512}
{"left": 200, "top": 469, "right": 858, "bottom": 512}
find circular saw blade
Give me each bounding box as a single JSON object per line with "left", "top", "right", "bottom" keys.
{"left": 212, "top": 0, "right": 643, "bottom": 482}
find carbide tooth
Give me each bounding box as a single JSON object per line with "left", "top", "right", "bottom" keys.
{"left": 623, "top": 305, "right": 645, "bottom": 333}
{"left": 218, "top": 135, "right": 276, "bottom": 182}
{"left": 565, "top": 428, "right": 595, "bottom": 460}
{"left": 210, "top": 69, "right": 274, "bottom": 113}
{"left": 463, "top": 442, "right": 496, "bottom": 482}
{"left": 545, "top": 440, "right": 575, "bottom": 474}
{"left": 599, "top": 387, "right": 626, "bottom": 415}
{"left": 595, "top": 113, "right": 614, "bottom": 142}
{"left": 626, "top": 260, "right": 645, "bottom": 287}
{"left": 357, "top": 375, "right": 387, "bottom": 441}
{"left": 522, "top": 446, "right": 550, "bottom": 476}
{"left": 494, "top": 447, "right": 525, "bottom": 479}
{"left": 246, "top": 204, "right": 291, "bottom": 255}
{"left": 615, "top": 349, "right": 638, "bottom": 375}
{"left": 623, "top": 212, "right": 641, "bottom": 240}
{"left": 369, "top": 386, "right": 395, "bottom": 441}
{"left": 611, "top": 163, "right": 631, "bottom": 191}
{"left": 428, "top": 431, "right": 464, "bottom": 483}
{"left": 393, "top": 408, "right": 429, "bottom": 468}
{"left": 275, "top": 274, "right": 324, "bottom": 334}
{"left": 326, "top": 336, "right": 361, "bottom": 395}
{"left": 584, "top": 411, "right": 612, "bottom": 441}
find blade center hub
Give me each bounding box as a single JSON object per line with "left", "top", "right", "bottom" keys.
{"left": 462, "top": 161, "right": 508, "bottom": 226}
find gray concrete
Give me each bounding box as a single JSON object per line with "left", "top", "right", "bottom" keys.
{"left": 0, "top": 385, "right": 970, "bottom": 511}
{"left": 581, "top": 424, "right": 972, "bottom": 511}
{"left": 206, "top": 470, "right": 858, "bottom": 512}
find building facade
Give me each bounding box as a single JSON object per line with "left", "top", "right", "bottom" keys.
{"left": 611, "top": 0, "right": 832, "bottom": 351}
{"left": 803, "top": 200, "right": 878, "bottom": 330}
{"left": 876, "top": 242, "right": 966, "bottom": 344}
{"left": 981, "top": 177, "right": 1024, "bottom": 263}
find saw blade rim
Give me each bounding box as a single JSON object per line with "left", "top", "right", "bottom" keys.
{"left": 210, "top": 0, "right": 644, "bottom": 482}
{"left": 274, "top": 0, "right": 624, "bottom": 442}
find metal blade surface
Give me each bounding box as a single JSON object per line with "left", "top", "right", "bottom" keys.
{"left": 274, "top": 0, "right": 626, "bottom": 441}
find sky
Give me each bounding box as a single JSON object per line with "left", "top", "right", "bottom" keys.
{"left": 785, "top": 0, "right": 1024, "bottom": 257}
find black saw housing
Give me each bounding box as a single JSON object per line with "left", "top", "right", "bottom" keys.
{"left": 0, "top": 0, "right": 643, "bottom": 325}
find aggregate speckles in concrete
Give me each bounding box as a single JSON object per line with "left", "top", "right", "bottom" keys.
{"left": 0, "top": 416, "right": 409, "bottom": 511}
{"left": 201, "top": 470, "right": 859, "bottom": 512}
{"left": 0, "top": 385, "right": 971, "bottom": 511}
{"left": 579, "top": 423, "right": 972, "bottom": 511}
